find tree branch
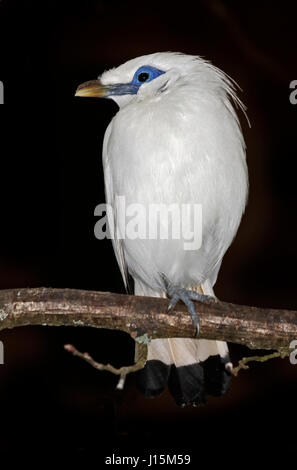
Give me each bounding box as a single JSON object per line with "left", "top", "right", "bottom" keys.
{"left": 0, "top": 287, "right": 295, "bottom": 354}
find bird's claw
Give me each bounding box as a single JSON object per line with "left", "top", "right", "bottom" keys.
{"left": 160, "top": 273, "right": 216, "bottom": 337}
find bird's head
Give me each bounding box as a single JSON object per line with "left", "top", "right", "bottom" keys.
{"left": 75, "top": 52, "right": 184, "bottom": 108}
{"left": 75, "top": 52, "right": 246, "bottom": 115}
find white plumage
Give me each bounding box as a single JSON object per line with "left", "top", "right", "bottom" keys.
{"left": 76, "top": 52, "right": 248, "bottom": 405}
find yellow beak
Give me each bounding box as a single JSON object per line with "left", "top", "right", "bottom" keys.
{"left": 75, "top": 80, "right": 108, "bottom": 98}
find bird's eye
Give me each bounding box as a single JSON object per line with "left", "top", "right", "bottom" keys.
{"left": 132, "top": 66, "right": 165, "bottom": 86}
{"left": 137, "top": 72, "right": 150, "bottom": 82}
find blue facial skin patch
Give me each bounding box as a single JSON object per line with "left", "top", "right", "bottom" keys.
{"left": 131, "top": 66, "right": 166, "bottom": 86}
{"left": 107, "top": 65, "right": 166, "bottom": 96}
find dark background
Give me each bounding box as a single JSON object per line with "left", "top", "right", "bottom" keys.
{"left": 0, "top": 0, "right": 296, "bottom": 466}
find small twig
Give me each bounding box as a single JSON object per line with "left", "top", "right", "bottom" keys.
{"left": 64, "top": 344, "right": 125, "bottom": 375}
{"left": 116, "top": 374, "right": 127, "bottom": 390}
{"left": 64, "top": 341, "right": 148, "bottom": 378}
{"left": 232, "top": 350, "right": 289, "bottom": 376}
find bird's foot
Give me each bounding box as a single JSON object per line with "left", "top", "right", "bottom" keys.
{"left": 160, "top": 273, "right": 215, "bottom": 337}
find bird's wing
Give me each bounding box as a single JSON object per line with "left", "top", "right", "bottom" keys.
{"left": 102, "top": 122, "right": 130, "bottom": 292}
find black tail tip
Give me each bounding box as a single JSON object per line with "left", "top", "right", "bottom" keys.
{"left": 137, "top": 360, "right": 171, "bottom": 398}
{"left": 137, "top": 355, "right": 232, "bottom": 406}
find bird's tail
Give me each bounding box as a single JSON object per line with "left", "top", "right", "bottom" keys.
{"left": 135, "top": 281, "right": 232, "bottom": 406}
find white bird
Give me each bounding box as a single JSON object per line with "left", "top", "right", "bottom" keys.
{"left": 75, "top": 52, "right": 248, "bottom": 406}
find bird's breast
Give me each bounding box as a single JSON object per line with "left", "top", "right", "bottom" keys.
{"left": 106, "top": 101, "right": 205, "bottom": 205}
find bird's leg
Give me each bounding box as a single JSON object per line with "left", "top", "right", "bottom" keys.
{"left": 160, "top": 273, "right": 215, "bottom": 337}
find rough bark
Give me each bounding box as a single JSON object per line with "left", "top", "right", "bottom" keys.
{"left": 0, "top": 287, "right": 295, "bottom": 353}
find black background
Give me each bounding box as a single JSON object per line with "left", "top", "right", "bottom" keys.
{"left": 0, "top": 0, "right": 296, "bottom": 467}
